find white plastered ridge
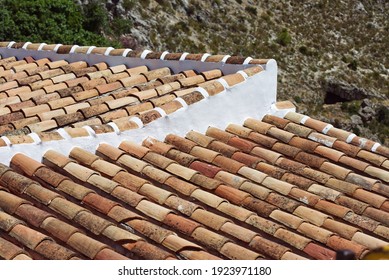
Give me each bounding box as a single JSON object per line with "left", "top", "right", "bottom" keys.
{"left": 0, "top": 54, "right": 277, "bottom": 165}
{"left": 269, "top": 102, "right": 296, "bottom": 118}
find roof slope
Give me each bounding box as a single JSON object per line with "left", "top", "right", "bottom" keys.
{"left": 0, "top": 112, "right": 388, "bottom": 260}
{"left": 0, "top": 49, "right": 263, "bottom": 146}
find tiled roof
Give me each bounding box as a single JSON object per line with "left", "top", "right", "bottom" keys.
{"left": 0, "top": 41, "right": 388, "bottom": 260}
{"left": 0, "top": 111, "right": 388, "bottom": 260}
{"left": 0, "top": 42, "right": 265, "bottom": 146}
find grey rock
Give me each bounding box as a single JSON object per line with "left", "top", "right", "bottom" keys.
{"left": 350, "top": 114, "right": 363, "bottom": 126}
{"left": 324, "top": 79, "right": 369, "bottom": 101}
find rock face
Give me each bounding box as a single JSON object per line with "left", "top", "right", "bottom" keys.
{"left": 324, "top": 80, "right": 369, "bottom": 103}
{"left": 77, "top": 0, "right": 388, "bottom": 144}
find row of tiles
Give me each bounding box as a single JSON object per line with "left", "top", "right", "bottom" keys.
{"left": 0, "top": 55, "right": 262, "bottom": 146}
{"left": 1, "top": 151, "right": 303, "bottom": 260}
{"left": 261, "top": 113, "right": 389, "bottom": 182}
{"left": 0, "top": 42, "right": 269, "bottom": 65}
{"left": 2, "top": 115, "right": 389, "bottom": 259}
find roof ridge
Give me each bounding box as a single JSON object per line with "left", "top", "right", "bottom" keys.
{"left": 0, "top": 41, "right": 270, "bottom": 65}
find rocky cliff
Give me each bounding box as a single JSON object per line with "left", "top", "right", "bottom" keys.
{"left": 80, "top": 0, "right": 389, "bottom": 144}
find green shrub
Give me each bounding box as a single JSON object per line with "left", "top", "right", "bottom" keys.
{"left": 276, "top": 28, "right": 292, "bottom": 46}
{"left": 348, "top": 60, "right": 358, "bottom": 71}
{"left": 123, "top": 0, "right": 136, "bottom": 11}
{"left": 0, "top": 0, "right": 110, "bottom": 45}
{"left": 293, "top": 96, "right": 302, "bottom": 103}
{"left": 245, "top": 6, "right": 257, "bottom": 16}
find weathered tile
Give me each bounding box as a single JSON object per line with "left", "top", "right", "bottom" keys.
{"left": 220, "top": 221, "right": 257, "bottom": 243}
{"left": 191, "top": 227, "right": 229, "bottom": 251}
{"left": 326, "top": 235, "right": 367, "bottom": 259}
{"left": 293, "top": 206, "right": 330, "bottom": 226}
{"left": 67, "top": 232, "right": 107, "bottom": 259}
{"left": 273, "top": 228, "right": 310, "bottom": 250}
{"left": 0, "top": 210, "right": 25, "bottom": 232}
{"left": 323, "top": 219, "right": 360, "bottom": 239}
{"left": 40, "top": 216, "right": 81, "bottom": 242}
{"left": 35, "top": 240, "right": 77, "bottom": 260}
{"left": 10, "top": 224, "right": 50, "bottom": 249}
{"left": 302, "top": 242, "right": 336, "bottom": 260}
{"left": 73, "top": 211, "right": 112, "bottom": 235}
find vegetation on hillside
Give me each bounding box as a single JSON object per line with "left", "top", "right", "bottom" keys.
{"left": 0, "top": 0, "right": 387, "bottom": 144}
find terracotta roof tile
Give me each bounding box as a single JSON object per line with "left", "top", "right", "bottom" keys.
{"left": 365, "top": 166, "right": 389, "bottom": 182}
{"left": 307, "top": 184, "right": 341, "bottom": 201}
{"left": 82, "top": 192, "right": 118, "bottom": 215}
{"left": 298, "top": 222, "right": 334, "bottom": 244}
{"left": 161, "top": 234, "right": 202, "bottom": 254}
{"left": 73, "top": 211, "right": 112, "bottom": 235}
{"left": 205, "top": 127, "right": 235, "bottom": 143}
{"left": 293, "top": 206, "right": 330, "bottom": 226}
{"left": 242, "top": 196, "right": 277, "bottom": 216}
{"left": 231, "top": 152, "right": 263, "bottom": 168}
{"left": 289, "top": 187, "right": 321, "bottom": 206}
{"left": 143, "top": 152, "right": 175, "bottom": 169}
{"left": 10, "top": 153, "right": 44, "bottom": 176}
{"left": 191, "top": 227, "right": 229, "bottom": 252}
{"left": 35, "top": 240, "right": 78, "bottom": 260}
{"left": 261, "top": 177, "right": 294, "bottom": 195}
{"left": 363, "top": 207, "right": 389, "bottom": 226}
{"left": 126, "top": 219, "right": 172, "bottom": 244}
{"left": 0, "top": 210, "right": 25, "bottom": 232}
{"left": 93, "top": 248, "right": 129, "bottom": 260}
{"left": 110, "top": 186, "right": 144, "bottom": 207}
{"left": 125, "top": 240, "right": 173, "bottom": 260}
{"left": 288, "top": 137, "right": 320, "bottom": 153}
{"left": 0, "top": 236, "right": 30, "bottom": 260}
{"left": 243, "top": 119, "right": 276, "bottom": 136}
{"left": 0, "top": 170, "right": 37, "bottom": 196}
{"left": 33, "top": 167, "right": 68, "bottom": 188}
{"left": 106, "top": 205, "right": 142, "bottom": 223}
{"left": 343, "top": 212, "right": 380, "bottom": 232}
{"left": 138, "top": 183, "right": 173, "bottom": 204}
{"left": 266, "top": 192, "right": 302, "bottom": 212}
{"left": 165, "top": 196, "right": 200, "bottom": 217}
{"left": 298, "top": 167, "right": 332, "bottom": 184}
{"left": 320, "top": 162, "right": 351, "bottom": 179}
{"left": 39, "top": 214, "right": 79, "bottom": 241}
{"left": 326, "top": 235, "right": 367, "bottom": 259}
{"left": 190, "top": 161, "right": 222, "bottom": 178}
{"left": 135, "top": 199, "right": 173, "bottom": 222}
{"left": 142, "top": 165, "right": 172, "bottom": 184}
{"left": 303, "top": 242, "right": 336, "bottom": 260}
{"left": 189, "top": 175, "right": 220, "bottom": 193}
{"left": 315, "top": 200, "right": 352, "bottom": 218}
{"left": 336, "top": 195, "right": 368, "bottom": 215}
{"left": 374, "top": 225, "right": 389, "bottom": 240}
{"left": 269, "top": 209, "right": 304, "bottom": 229}
{"left": 252, "top": 146, "right": 282, "bottom": 164}
{"left": 218, "top": 202, "right": 254, "bottom": 222}
{"left": 323, "top": 219, "right": 360, "bottom": 240}
{"left": 221, "top": 242, "right": 262, "bottom": 260}
{"left": 214, "top": 170, "right": 247, "bottom": 188}
{"left": 112, "top": 171, "right": 148, "bottom": 192}
{"left": 281, "top": 173, "right": 315, "bottom": 190}
{"left": 66, "top": 232, "right": 107, "bottom": 259}
{"left": 220, "top": 221, "right": 257, "bottom": 243}
{"left": 190, "top": 189, "right": 226, "bottom": 208}
{"left": 353, "top": 189, "right": 387, "bottom": 208}
{"left": 162, "top": 214, "right": 200, "bottom": 236}
{"left": 48, "top": 197, "right": 87, "bottom": 220}
{"left": 9, "top": 224, "right": 51, "bottom": 250}
{"left": 1, "top": 46, "right": 388, "bottom": 260}
{"left": 273, "top": 228, "right": 310, "bottom": 250}
{"left": 188, "top": 146, "right": 219, "bottom": 163}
